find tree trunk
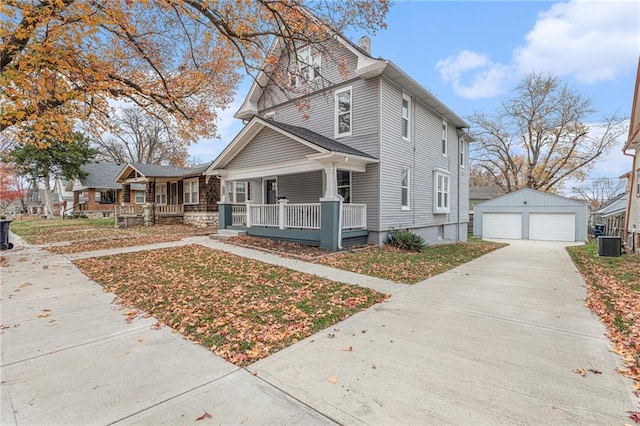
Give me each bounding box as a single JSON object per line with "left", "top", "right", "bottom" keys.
{"left": 42, "top": 174, "right": 54, "bottom": 219}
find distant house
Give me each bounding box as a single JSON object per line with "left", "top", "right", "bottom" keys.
{"left": 114, "top": 162, "right": 219, "bottom": 228}
{"left": 469, "top": 186, "right": 503, "bottom": 230}
{"left": 591, "top": 193, "right": 627, "bottom": 238}
{"left": 207, "top": 28, "right": 473, "bottom": 251}
{"left": 70, "top": 162, "right": 143, "bottom": 218}
{"left": 623, "top": 58, "right": 640, "bottom": 253}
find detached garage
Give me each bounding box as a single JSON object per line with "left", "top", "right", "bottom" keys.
{"left": 473, "top": 188, "right": 587, "bottom": 242}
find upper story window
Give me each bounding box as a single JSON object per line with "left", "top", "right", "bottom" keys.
{"left": 434, "top": 171, "right": 450, "bottom": 213}
{"left": 636, "top": 169, "right": 640, "bottom": 198}
{"left": 442, "top": 120, "right": 448, "bottom": 156}
{"left": 459, "top": 137, "right": 465, "bottom": 168}
{"left": 183, "top": 178, "right": 199, "bottom": 205}
{"left": 402, "top": 93, "right": 411, "bottom": 141}
{"left": 401, "top": 167, "right": 410, "bottom": 210}
{"left": 292, "top": 46, "right": 321, "bottom": 87}
{"left": 335, "top": 86, "right": 352, "bottom": 137}
{"left": 337, "top": 170, "right": 351, "bottom": 203}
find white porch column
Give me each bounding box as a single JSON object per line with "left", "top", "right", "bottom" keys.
{"left": 322, "top": 166, "right": 339, "bottom": 200}
{"left": 278, "top": 198, "right": 288, "bottom": 230}
{"left": 219, "top": 177, "right": 228, "bottom": 203}
{"left": 245, "top": 201, "right": 252, "bottom": 228}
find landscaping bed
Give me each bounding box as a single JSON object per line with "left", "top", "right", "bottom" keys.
{"left": 567, "top": 242, "right": 640, "bottom": 392}
{"left": 74, "top": 245, "right": 387, "bottom": 366}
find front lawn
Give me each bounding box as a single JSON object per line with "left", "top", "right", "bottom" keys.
{"left": 74, "top": 245, "right": 387, "bottom": 366}
{"left": 567, "top": 242, "right": 640, "bottom": 391}
{"left": 317, "top": 240, "right": 507, "bottom": 284}
{"left": 9, "top": 217, "right": 201, "bottom": 253}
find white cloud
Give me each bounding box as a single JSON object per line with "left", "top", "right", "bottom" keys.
{"left": 514, "top": 0, "right": 640, "bottom": 83}
{"left": 437, "top": 0, "right": 640, "bottom": 98}
{"left": 435, "top": 50, "right": 513, "bottom": 99}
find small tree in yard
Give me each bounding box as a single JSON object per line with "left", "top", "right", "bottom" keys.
{"left": 468, "top": 73, "right": 627, "bottom": 193}
{"left": 3, "top": 133, "right": 97, "bottom": 219}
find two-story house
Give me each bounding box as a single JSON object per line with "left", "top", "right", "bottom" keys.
{"left": 207, "top": 31, "right": 472, "bottom": 251}
{"left": 624, "top": 58, "right": 639, "bottom": 253}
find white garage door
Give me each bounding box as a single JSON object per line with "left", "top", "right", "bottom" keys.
{"left": 529, "top": 213, "right": 575, "bottom": 241}
{"left": 483, "top": 213, "right": 522, "bottom": 239}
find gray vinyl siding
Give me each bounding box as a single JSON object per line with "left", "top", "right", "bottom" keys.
{"left": 379, "top": 77, "right": 468, "bottom": 232}
{"left": 261, "top": 77, "right": 380, "bottom": 159}
{"left": 352, "top": 164, "right": 380, "bottom": 231}
{"left": 277, "top": 171, "right": 323, "bottom": 203}
{"left": 259, "top": 40, "right": 360, "bottom": 111}
{"left": 226, "top": 127, "right": 318, "bottom": 169}
{"left": 629, "top": 156, "right": 640, "bottom": 232}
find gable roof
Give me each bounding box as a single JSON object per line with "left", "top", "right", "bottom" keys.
{"left": 207, "top": 116, "right": 377, "bottom": 174}
{"left": 475, "top": 188, "right": 587, "bottom": 207}
{"left": 470, "top": 186, "right": 503, "bottom": 201}
{"left": 235, "top": 28, "right": 470, "bottom": 130}
{"left": 75, "top": 162, "right": 126, "bottom": 191}
{"left": 115, "top": 162, "right": 211, "bottom": 183}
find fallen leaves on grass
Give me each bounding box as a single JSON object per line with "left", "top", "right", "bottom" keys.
{"left": 226, "top": 236, "right": 338, "bottom": 261}
{"left": 74, "top": 245, "right": 387, "bottom": 367}
{"left": 318, "top": 241, "right": 507, "bottom": 284}
{"left": 567, "top": 245, "right": 640, "bottom": 393}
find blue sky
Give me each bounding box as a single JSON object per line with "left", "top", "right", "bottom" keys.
{"left": 189, "top": 0, "right": 639, "bottom": 184}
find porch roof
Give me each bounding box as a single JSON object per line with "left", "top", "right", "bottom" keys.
{"left": 206, "top": 116, "right": 378, "bottom": 180}
{"left": 115, "top": 162, "right": 210, "bottom": 184}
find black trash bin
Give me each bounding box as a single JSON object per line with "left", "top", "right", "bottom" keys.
{"left": 0, "top": 220, "right": 13, "bottom": 250}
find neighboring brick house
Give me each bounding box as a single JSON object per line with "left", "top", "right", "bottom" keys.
{"left": 208, "top": 30, "right": 473, "bottom": 250}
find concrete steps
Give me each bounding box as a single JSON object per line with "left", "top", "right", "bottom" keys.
{"left": 209, "top": 229, "right": 247, "bottom": 240}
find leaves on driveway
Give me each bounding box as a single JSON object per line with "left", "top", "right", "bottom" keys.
{"left": 74, "top": 245, "right": 387, "bottom": 366}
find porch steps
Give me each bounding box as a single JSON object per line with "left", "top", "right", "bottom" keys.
{"left": 209, "top": 229, "right": 247, "bottom": 240}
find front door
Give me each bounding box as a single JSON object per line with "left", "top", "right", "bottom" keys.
{"left": 265, "top": 179, "right": 277, "bottom": 204}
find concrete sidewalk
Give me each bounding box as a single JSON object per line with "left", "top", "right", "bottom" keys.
{"left": 1, "top": 237, "right": 333, "bottom": 425}
{"left": 2, "top": 236, "right": 637, "bottom": 424}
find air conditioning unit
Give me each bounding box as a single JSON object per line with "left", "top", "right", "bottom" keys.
{"left": 598, "top": 236, "right": 621, "bottom": 257}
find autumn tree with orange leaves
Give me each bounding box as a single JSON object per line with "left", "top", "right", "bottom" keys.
{"left": 1, "top": 0, "right": 389, "bottom": 147}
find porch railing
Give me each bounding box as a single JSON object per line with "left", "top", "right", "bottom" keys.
{"left": 232, "top": 205, "right": 246, "bottom": 226}
{"left": 342, "top": 204, "right": 367, "bottom": 229}
{"left": 232, "top": 202, "right": 367, "bottom": 231}
{"left": 285, "top": 203, "right": 321, "bottom": 229}
{"left": 248, "top": 204, "right": 279, "bottom": 227}
{"left": 116, "top": 205, "right": 143, "bottom": 216}
{"left": 155, "top": 204, "right": 183, "bottom": 215}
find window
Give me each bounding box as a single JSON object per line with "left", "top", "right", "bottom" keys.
{"left": 459, "top": 138, "right": 465, "bottom": 168}
{"left": 335, "top": 86, "right": 352, "bottom": 137}
{"left": 438, "top": 225, "right": 444, "bottom": 240}
{"left": 293, "top": 46, "right": 321, "bottom": 87}
{"left": 442, "top": 120, "right": 448, "bottom": 156}
{"left": 229, "top": 181, "right": 247, "bottom": 203}
{"left": 337, "top": 170, "right": 351, "bottom": 203}
{"left": 401, "top": 167, "right": 410, "bottom": 210}
{"left": 135, "top": 190, "right": 145, "bottom": 204}
{"left": 155, "top": 184, "right": 167, "bottom": 205}
{"left": 434, "top": 172, "right": 450, "bottom": 213}
{"left": 184, "top": 178, "right": 199, "bottom": 204}
{"left": 636, "top": 170, "right": 640, "bottom": 198}
{"left": 402, "top": 94, "right": 410, "bottom": 140}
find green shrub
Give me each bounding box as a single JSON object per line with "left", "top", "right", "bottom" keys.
{"left": 384, "top": 229, "right": 426, "bottom": 252}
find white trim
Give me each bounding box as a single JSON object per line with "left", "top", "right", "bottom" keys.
{"left": 442, "top": 119, "right": 448, "bottom": 157}
{"left": 335, "top": 86, "right": 353, "bottom": 138}
{"left": 402, "top": 93, "right": 411, "bottom": 141}
{"left": 401, "top": 166, "right": 410, "bottom": 210}
{"left": 459, "top": 137, "right": 465, "bottom": 168}
{"left": 434, "top": 171, "right": 450, "bottom": 214}
{"left": 183, "top": 178, "right": 199, "bottom": 205}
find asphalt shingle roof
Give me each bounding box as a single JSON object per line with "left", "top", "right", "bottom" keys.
{"left": 265, "top": 119, "right": 376, "bottom": 159}
{"left": 78, "top": 162, "right": 126, "bottom": 190}
{"left": 129, "top": 162, "right": 212, "bottom": 178}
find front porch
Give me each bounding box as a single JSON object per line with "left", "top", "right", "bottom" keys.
{"left": 220, "top": 201, "right": 368, "bottom": 248}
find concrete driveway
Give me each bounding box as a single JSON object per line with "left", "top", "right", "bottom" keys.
{"left": 2, "top": 237, "right": 637, "bottom": 424}
{"left": 253, "top": 240, "right": 637, "bottom": 424}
